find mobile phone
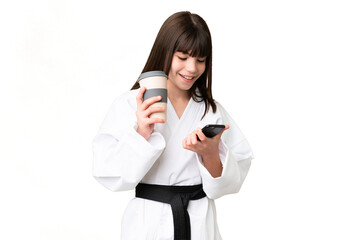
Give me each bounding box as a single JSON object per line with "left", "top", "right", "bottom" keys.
{"left": 197, "top": 124, "right": 225, "bottom": 141}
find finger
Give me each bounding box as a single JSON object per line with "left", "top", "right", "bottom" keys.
{"left": 196, "top": 128, "right": 206, "bottom": 142}
{"left": 141, "top": 96, "right": 162, "bottom": 110}
{"left": 147, "top": 117, "right": 165, "bottom": 125}
{"left": 182, "top": 138, "right": 188, "bottom": 149}
{"left": 191, "top": 132, "right": 198, "bottom": 145}
{"left": 182, "top": 139, "right": 194, "bottom": 151}
{"left": 136, "top": 87, "right": 146, "bottom": 108}
{"left": 185, "top": 146, "right": 195, "bottom": 152}
{"left": 144, "top": 105, "right": 165, "bottom": 118}
{"left": 186, "top": 134, "right": 192, "bottom": 146}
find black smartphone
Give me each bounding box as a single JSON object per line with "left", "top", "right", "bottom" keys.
{"left": 197, "top": 124, "right": 225, "bottom": 141}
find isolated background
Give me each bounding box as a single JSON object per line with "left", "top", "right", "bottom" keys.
{"left": 1, "top": 0, "right": 359, "bottom": 239}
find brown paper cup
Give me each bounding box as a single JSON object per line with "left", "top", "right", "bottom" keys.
{"left": 137, "top": 71, "right": 168, "bottom": 121}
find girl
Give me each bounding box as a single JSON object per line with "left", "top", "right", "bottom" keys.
{"left": 93, "top": 11, "right": 254, "bottom": 240}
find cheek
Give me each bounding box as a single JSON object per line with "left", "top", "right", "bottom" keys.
{"left": 199, "top": 64, "right": 206, "bottom": 75}
{"left": 170, "top": 57, "right": 182, "bottom": 71}
{"left": 169, "top": 65, "right": 179, "bottom": 78}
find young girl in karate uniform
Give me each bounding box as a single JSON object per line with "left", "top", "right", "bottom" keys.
{"left": 93, "top": 11, "right": 254, "bottom": 240}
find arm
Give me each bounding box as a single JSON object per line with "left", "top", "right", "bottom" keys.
{"left": 182, "top": 125, "right": 230, "bottom": 178}
{"left": 93, "top": 90, "right": 166, "bottom": 191}
{"left": 196, "top": 137, "right": 253, "bottom": 199}
{"left": 183, "top": 103, "right": 254, "bottom": 199}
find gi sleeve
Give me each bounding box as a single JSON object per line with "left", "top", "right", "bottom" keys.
{"left": 196, "top": 103, "right": 254, "bottom": 199}
{"left": 92, "top": 91, "right": 166, "bottom": 191}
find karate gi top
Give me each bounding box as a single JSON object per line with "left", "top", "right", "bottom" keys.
{"left": 93, "top": 89, "right": 254, "bottom": 240}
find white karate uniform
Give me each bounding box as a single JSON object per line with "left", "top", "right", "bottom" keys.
{"left": 93, "top": 89, "right": 254, "bottom": 240}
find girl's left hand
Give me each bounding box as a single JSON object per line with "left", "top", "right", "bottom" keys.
{"left": 182, "top": 124, "right": 229, "bottom": 158}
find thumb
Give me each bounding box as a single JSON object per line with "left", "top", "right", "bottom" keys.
{"left": 215, "top": 124, "right": 230, "bottom": 139}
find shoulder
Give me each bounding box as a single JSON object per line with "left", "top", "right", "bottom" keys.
{"left": 112, "top": 89, "right": 139, "bottom": 109}
{"left": 214, "top": 100, "right": 226, "bottom": 113}
{"left": 114, "top": 89, "right": 139, "bottom": 102}
{"left": 104, "top": 89, "right": 139, "bottom": 119}
{"left": 209, "top": 100, "right": 229, "bottom": 119}
{"left": 205, "top": 100, "right": 239, "bottom": 128}
{"left": 100, "top": 89, "right": 139, "bottom": 129}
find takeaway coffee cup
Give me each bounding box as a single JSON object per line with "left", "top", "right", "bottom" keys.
{"left": 137, "top": 71, "right": 168, "bottom": 121}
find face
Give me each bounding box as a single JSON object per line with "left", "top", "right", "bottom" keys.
{"left": 167, "top": 51, "right": 206, "bottom": 93}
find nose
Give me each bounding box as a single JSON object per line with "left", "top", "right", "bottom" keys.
{"left": 185, "top": 58, "right": 197, "bottom": 73}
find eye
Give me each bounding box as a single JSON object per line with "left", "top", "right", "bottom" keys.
{"left": 178, "top": 56, "right": 187, "bottom": 61}
{"left": 197, "top": 59, "right": 206, "bottom": 63}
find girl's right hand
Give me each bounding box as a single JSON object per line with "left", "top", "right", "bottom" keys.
{"left": 136, "top": 87, "right": 165, "bottom": 140}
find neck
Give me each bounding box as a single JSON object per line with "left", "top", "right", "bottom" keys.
{"left": 167, "top": 81, "right": 191, "bottom": 103}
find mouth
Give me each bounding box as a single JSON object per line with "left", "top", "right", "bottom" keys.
{"left": 179, "top": 73, "right": 195, "bottom": 82}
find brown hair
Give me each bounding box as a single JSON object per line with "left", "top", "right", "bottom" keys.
{"left": 131, "top": 11, "right": 216, "bottom": 118}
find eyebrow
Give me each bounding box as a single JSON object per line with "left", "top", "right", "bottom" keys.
{"left": 177, "top": 51, "right": 207, "bottom": 59}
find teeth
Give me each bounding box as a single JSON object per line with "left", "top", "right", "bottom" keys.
{"left": 181, "top": 74, "right": 193, "bottom": 80}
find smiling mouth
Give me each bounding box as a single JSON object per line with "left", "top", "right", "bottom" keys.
{"left": 179, "top": 73, "right": 195, "bottom": 81}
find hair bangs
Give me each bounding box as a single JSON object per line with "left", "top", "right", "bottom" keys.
{"left": 175, "top": 29, "right": 211, "bottom": 58}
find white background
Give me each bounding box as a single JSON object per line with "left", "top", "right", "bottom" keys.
{"left": 1, "top": 0, "right": 359, "bottom": 239}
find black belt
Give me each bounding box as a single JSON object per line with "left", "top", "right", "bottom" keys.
{"left": 135, "top": 183, "right": 207, "bottom": 240}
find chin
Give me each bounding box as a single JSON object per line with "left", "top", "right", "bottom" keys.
{"left": 180, "top": 82, "right": 195, "bottom": 91}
